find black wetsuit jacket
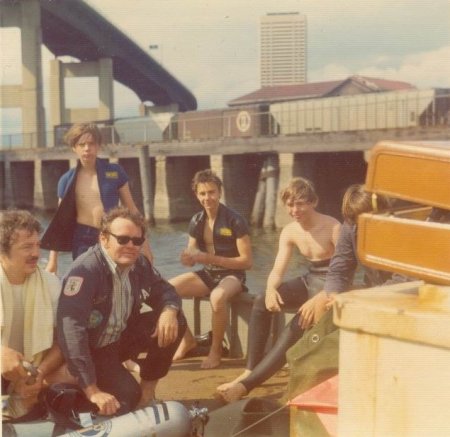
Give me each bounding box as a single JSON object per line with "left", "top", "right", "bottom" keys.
{"left": 57, "top": 244, "right": 181, "bottom": 388}
{"left": 188, "top": 203, "right": 249, "bottom": 260}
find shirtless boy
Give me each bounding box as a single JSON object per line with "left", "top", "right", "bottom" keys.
{"left": 169, "top": 169, "right": 252, "bottom": 369}
{"left": 42, "top": 123, "right": 152, "bottom": 272}
{"left": 217, "top": 177, "right": 340, "bottom": 402}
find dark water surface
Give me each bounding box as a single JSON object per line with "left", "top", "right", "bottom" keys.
{"left": 37, "top": 212, "right": 307, "bottom": 293}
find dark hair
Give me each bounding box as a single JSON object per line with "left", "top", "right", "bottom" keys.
{"left": 100, "top": 207, "right": 148, "bottom": 237}
{"left": 341, "top": 184, "right": 390, "bottom": 224}
{"left": 0, "top": 210, "right": 41, "bottom": 255}
{"left": 191, "top": 169, "right": 223, "bottom": 193}
{"left": 64, "top": 123, "right": 102, "bottom": 148}
{"left": 280, "top": 177, "right": 318, "bottom": 206}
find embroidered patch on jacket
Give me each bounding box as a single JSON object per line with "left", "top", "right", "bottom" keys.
{"left": 141, "top": 288, "right": 151, "bottom": 300}
{"left": 105, "top": 171, "right": 118, "bottom": 179}
{"left": 64, "top": 276, "right": 83, "bottom": 296}
{"left": 219, "top": 227, "right": 232, "bottom": 237}
{"left": 88, "top": 310, "right": 103, "bottom": 328}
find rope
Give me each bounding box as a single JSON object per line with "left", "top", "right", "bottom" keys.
{"left": 230, "top": 403, "right": 289, "bottom": 437}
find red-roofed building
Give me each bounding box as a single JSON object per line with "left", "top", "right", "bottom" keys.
{"left": 228, "top": 75, "right": 416, "bottom": 107}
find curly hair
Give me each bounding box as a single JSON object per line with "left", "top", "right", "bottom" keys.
{"left": 0, "top": 210, "right": 41, "bottom": 255}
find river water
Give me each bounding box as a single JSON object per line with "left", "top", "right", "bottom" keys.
{"left": 37, "top": 212, "right": 308, "bottom": 293}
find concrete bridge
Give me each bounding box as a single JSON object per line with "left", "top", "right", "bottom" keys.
{"left": 1, "top": 125, "right": 448, "bottom": 227}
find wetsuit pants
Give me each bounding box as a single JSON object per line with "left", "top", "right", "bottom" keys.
{"left": 242, "top": 274, "right": 324, "bottom": 394}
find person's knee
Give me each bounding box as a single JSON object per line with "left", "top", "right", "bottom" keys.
{"left": 253, "top": 292, "right": 267, "bottom": 311}
{"left": 210, "top": 289, "right": 231, "bottom": 312}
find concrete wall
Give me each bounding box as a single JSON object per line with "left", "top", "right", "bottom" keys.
{"left": 1, "top": 151, "right": 367, "bottom": 226}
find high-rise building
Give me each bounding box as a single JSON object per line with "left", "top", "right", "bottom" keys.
{"left": 260, "top": 12, "right": 307, "bottom": 87}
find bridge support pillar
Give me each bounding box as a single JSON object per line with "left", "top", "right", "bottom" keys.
{"left": 34, "top": 160, "right": 44, "bottom": 209}
{"left": 50, "top": 58, "right": 114, "bottom": 132}
{"left": 210, "top": 155, "right": 226, "bottom": 203}
{"left": 0, "top": 0, "right": 46, "bottom": 147}
{"left": 276, "top": 153, "right": 295, "bottom": 227}
{"left": 154, "top": 156, "right": 171, "bottom": 222}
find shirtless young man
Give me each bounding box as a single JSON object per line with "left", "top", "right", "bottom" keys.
{"left": 216, "top": 177, "right": 341, "bottom": 402}
{"left": 169, "top": 169, "right": 252, "bottom": 369}
{"left": 42, "top": 123, "right": 152, "bottom": 273}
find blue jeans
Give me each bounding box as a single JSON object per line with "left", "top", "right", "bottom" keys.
{"left": 72, "top": 224, "right": 100, "bottom": 260}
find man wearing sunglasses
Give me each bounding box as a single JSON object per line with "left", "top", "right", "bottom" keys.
{"left": 57, "top": 207, "right": 186, "bottom": 416}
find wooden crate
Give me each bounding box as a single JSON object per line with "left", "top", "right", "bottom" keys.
{"left": 359, "top": 140, "right": 450, "bottom": 284}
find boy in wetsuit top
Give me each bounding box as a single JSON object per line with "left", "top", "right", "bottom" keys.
{"left": 216, "top": 177, "right": 341, "bottom": 402}
{"left": 169, "top": 169, "right": 252, "bottom": 369}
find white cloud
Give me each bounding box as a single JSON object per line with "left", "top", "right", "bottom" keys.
{"left": 310, "top": 45, "right": 450, "bottom": 90}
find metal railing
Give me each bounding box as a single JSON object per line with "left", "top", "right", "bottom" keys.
{"left": 1, "top": 92, "right": 448, "bottom": 150}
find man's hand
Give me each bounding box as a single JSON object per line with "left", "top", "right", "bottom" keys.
{"left": 152, "top": 307, "right": 179, "bottom": 348}
{"left": 13, "top": 371, "right": 45, "bottom": 399}
{"left": 298, "top": 291, "right": 333, "bottom": 330}
{"left": 180, "top": 248, "right": 200, "bottom": 267}
{"left": 1, "top": 346, "right": 27, "bottom": 382}
{"left": 265, "top": 289, "right": 284, "bottom": 312}
{"left": 84, "top": 385, "right": 120, "bottom": 416}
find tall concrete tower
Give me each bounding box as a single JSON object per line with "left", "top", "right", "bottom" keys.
{"left": 260, "top": 12, "right": 307, "bottom": 87}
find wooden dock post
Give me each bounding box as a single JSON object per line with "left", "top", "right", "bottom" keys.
{"left": 138, "top": 145, "right": 154, "bottom": 224}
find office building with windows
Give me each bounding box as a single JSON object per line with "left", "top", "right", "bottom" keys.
{"left": 260, "top": 12, "right": 307, "bottom": 87}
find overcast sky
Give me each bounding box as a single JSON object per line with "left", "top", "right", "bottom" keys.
{"left": 1, "top": 0, "right": 450, "bottom": 127}
{"left": 85, "top": 0, "right": 450, "bottom": 114}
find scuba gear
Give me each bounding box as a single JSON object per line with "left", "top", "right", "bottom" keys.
{"left": 3, "top": 382, "right": 209, "bottom": 437}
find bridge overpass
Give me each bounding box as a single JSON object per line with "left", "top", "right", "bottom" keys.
{"left": 0, "top": 0, "right": 196, "bottom": 147}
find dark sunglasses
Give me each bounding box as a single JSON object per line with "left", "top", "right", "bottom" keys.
{"left": 107, "top": 232, "right": 145, "bottom": 246}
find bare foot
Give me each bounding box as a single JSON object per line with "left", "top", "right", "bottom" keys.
{"left": 216, "top": 382, "right": 248, "bottom": 403}
{"left": 172, "top": 336, "right": 197, "bottom": 361}
{"left": 217, "top": 369, "right": 251, "bottom": 392}
{"left": 200, "top": 351, "right": 221, "bottom": 369}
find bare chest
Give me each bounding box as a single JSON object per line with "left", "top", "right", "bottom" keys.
{"left": 202, "top": 220, "right": 215, "bottom": 254}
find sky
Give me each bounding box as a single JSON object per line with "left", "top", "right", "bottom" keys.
{"left": 85, "top": 0, "right": 450, "bottom": 114}
{"left": 1, "top": 0, "right": 450, "bottom": 129}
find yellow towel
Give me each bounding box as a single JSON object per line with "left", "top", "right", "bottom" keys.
{"left": 1, "top": 265, "right": 54, "bottom": 364}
